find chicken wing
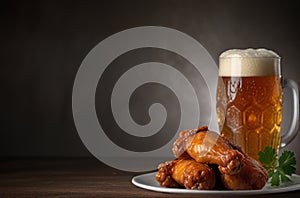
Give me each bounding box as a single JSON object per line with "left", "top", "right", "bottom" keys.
{"left": 156, "top": 158, "right": 216, "bottom": 190}
{"left": 155, "top": 160, "right": 180, "bottom": 188}
{"left": 217, "top": 142, "right": 268, "bottom": 190}
{"left": 172, "top": 126, "right": 268, "bottom": 190}
{"left": 220, "top": 155, "right": 268, "bottom": 190}
{"left": 173, "top": 126, "right": 244, "bottom": 175}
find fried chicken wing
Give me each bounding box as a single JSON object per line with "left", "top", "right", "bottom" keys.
{"left": 173, "top": 126, "right": 244, "bottom": 175}
{"left": 156, "top": 158, "right": 216, "bottom": 190}
{"left": 155, "top": 160, "right": 181, "bottom": 188}
{"left": 172, "top": 126, "right": 268, "bottom": 190}
{"left": 220, "top": 155, "right": 268, "bottom": 190}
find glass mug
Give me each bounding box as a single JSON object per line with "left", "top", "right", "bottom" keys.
{"left": 216, "top": 48, "right": 299, "bottom": 161}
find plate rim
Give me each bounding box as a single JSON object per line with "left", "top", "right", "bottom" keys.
{"left": 132, "top": 172, "right": 300, "bottom": 195}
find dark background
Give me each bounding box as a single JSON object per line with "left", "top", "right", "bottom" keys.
{"left": 1, "top": 0, "right": 300, "bottom": 158}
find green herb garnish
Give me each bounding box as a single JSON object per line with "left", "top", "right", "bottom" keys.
{"left": 258, "top": 146, "right": 296, "bottom": 186}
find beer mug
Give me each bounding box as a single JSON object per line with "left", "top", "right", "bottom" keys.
{"left": 216, "top": 48, "right": 299, "bottom": 161}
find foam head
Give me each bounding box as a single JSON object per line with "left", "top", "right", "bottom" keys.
{"left": 219, "top": 48, "right": 281, "bottom": 77}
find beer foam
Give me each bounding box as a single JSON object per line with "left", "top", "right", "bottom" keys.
{"left": 219, "top": 48, "right": 281, "bottom": 77}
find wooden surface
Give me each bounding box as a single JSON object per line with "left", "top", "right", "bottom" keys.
{"left": 0, "top": 158, "right": 300, "bottom": 198}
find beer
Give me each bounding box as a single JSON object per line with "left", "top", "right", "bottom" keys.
{"left": 217, "top": 49, "right": 282, "bottom": 160}
{"left": 217, "top": 76, "right": 282, "bottom": 160}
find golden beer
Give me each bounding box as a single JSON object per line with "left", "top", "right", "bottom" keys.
{"left": 217, "top": 76, "right": 282, "bottom": 160}
{"left": 217, "top": 49, "right": 283, "bottom": 160}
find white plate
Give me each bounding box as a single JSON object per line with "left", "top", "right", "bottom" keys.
{"left": 132, "top": 172, "right": 300, "bottom": 195}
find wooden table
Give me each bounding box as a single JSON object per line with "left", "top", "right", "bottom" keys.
{"left": 0, "top": 158, "right": 299, "bottom": 197}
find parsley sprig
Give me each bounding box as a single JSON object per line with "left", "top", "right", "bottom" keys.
{"left": 258, "top": 146, "right": 296, "bottom": 186}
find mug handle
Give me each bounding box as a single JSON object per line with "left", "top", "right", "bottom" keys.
{"left": 280, "top": 79, "right": 299, "bottom": 148}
